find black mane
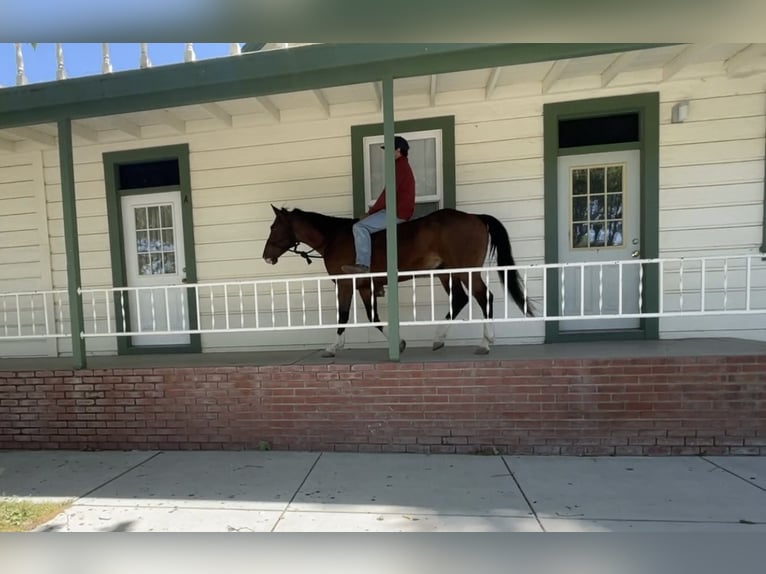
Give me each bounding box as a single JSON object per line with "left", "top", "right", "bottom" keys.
{"left": 290, "top": 208, "right": 356, "bottom": 238}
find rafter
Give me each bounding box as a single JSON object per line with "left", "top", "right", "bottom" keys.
{"left": 429, "top": 75, "right": 438, "bottom": 106}
{"left": 256, "top": 96, "right": 280, "bottom": 122}
{"left": 662, "top": 44, "right": 707, "bottom": 81}
{"left": 6, "top": 127, "right": 55, "bottom": 146}
{"left": 541, "top": 60, "right": 569, "bottom": 94}
{"left": 153, "top": 109, "right": 185, "bottom": 134}
{"left": 485, "top": 67, "right": 502, "bottom": 100}
{"left": 725, "top": 44, "right": 766, "bottom": 76}
{"left": 372, "top": 81, "right": 382, "bottom": 112}
{"left": 312, "top": 89, "right": 330, "bottom": 117}
{"left": 601, "top": 51, "right": 636, "bottom": 87}
{"left": 71, "top": 122, "right": 99, "bottom": 143}
{"left": 109, "top": 117, "right": 141, "bottom": 138}
{"left": 200, "top": 102, "right": 232, "bottom": 127}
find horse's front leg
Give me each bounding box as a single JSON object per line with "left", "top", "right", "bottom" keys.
{"left": 322, "top": 280, "right": 353, "bottom": 358}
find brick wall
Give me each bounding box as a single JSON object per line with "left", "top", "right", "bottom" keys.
{"left": 1, "top": 355, "right": 765, "bottom": 455}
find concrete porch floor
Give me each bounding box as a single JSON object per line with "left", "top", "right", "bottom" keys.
{"left": 2, "top": 337, "right": 766, "bottom": 371}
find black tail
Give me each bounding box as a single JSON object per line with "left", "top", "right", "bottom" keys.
{"left": 478, "top": 214, "right": 534, "bottom": 317}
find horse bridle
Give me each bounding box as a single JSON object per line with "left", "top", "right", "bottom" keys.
{"left": 287, "top": 242, "right": 322, "bottom": 265}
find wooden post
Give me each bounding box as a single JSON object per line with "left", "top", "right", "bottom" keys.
{"left": 58, "top": 118, "right": 87, "bottom": 369}
{"left": 382, "top": 76, "right": 400, "bottom": 361}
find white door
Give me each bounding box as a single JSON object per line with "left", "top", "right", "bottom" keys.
{"left": 121, "top": 191, "right": 189, "bottom": 346}
{"left": 557, "top": 150, "right": 641, "bottom": 331}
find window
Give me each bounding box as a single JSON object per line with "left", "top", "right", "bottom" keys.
{"left": 118, "top": 158, "right": 180, "bottom": 190}
{"left": 351, "top": 116, "right": 455, "bottom": 219}
{"left": 570, "top": 163, "right": 625, "bottom": 249}
{"left": 559, "top": 113, "right": 639, "bottom": 148}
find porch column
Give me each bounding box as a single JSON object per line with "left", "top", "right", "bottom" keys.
{"left": 382, "top": 76, "right": 400, "bottom": 361}
{"left": 57, "top": 118, "right": 86, "bottom": 368}
{"left": 761, "top": 118, "right": 766, "bottom": 254}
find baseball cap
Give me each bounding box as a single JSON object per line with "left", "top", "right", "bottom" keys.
{"left": 380, "top": 135, "right": 409, "bottom": 154}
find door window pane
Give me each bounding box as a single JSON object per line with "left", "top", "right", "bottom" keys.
{"left": 133, "top": 203, "right": 178, "bottom": 275}
{"left": 160, "top": 204, "right": 173, "bottom": 227}
{"left": 134, "top": 207, "right": 147, "bottom": 230}
{"left": 571, "top": 163, "right": 625, "bottom": 249}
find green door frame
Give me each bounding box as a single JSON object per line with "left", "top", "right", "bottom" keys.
{"left": 103, "top": 144, "right": 201, "bottom": 355}
{"left": 543, "top": 92, "right": 660, "bottom": 343}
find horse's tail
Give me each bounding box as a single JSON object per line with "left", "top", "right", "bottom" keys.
{"left": 477, "top": 214, "right": 535, "bottom": 317}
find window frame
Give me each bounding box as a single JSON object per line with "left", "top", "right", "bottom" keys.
{"left": 362, "top": 128, "right": 444, "bottom": 208}
{"left": 351, "top": 115, "right": 455, "bottom": 218}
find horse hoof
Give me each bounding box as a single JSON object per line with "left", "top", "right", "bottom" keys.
{"left": 432, "top": 342, "right": 445, "bottom": 351}
{"left": 320, "top": 350, "right": 336, "bottom": 358}
{"left": 474, "top": 346, "right": 490, "bottom": 355}
{"left": 399, "top": 340, "right": 407, "bottom": 353}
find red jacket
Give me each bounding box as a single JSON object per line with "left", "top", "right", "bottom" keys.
{"left": 368, "top": 156, "right": 416, "bottom": 220}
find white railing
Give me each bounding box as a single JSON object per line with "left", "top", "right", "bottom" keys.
{"left": 0, "top": 289, "right": 69, "bottom": 339}
{"left": 2, "top": 43, "right": 307, "bottom": 88}
{"left": 1, "top": 254, "right": 764, "bottom": 342}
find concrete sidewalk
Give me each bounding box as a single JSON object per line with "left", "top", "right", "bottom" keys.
{"left": 1, "top": 450, "right": 765, "bottom": 532}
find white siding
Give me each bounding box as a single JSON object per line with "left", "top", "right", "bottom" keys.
{"left": 658, "top": 78, "right": 765, "bottom": 341}
{"left": 0, "top": 152, "right": 56, "bottom": 357}
{"left": 1, "top": 56, "right": 765, "bottom": 356}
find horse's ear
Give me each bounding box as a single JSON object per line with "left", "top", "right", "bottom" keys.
{"left": 271, "top": 204, "right": 281, "bottom": 217}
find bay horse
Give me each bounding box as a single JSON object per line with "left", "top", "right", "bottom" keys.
{"left": 262, "top": 205, "right": 533, "bottom": 357}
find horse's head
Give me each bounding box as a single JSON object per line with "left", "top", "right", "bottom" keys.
{"left": 262, "top": 205, "right": 296, "bottom": 265}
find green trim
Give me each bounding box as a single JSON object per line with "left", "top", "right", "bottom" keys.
{"left": 557, "top": 141, "right": 640, "bottom": 156}
{"left": 58, "top": 118, "right": 86, "bottom": 369}
{"left": 242, "top": 43, "right": 266, "bottom": 53}
{"left": 115, "top": 185, "right": 181, "bottom": 197}
{"left": 761, "top": 125, "right": 766, "bottom": 254}
{"left": 350, "top": 115, "right": 456, "bottom": 218}
{"left": 102, "top": 144, "right": 201, "bottom": 355}
{"left": 543, "top": 93, "right": 660, "bottom": 343}
{"left": 548, "top": 329, "right": 648, "bottom": 344}
{"left": 382, "top": 77, "right": 400, "bottom": 362}
{"left": 0, "top": 44, "right": 669, "bottom": 130}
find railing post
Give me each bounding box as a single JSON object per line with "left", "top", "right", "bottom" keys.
{"left": 139, "top": 43, "right": 151, "bottom": 69}
{"left": 58, "top": 118, "right": 87, "bottom": 368}
{"left": 184, "top": 43, "right": 196, "bottom": 63}
{"left": 56, "top": 43, "right": 67, "bottom": 80}
{"left": 101, "top": 43, "right": 113, "bottom": 74}
{"left": 15, "top": 43, "right": 27, "bottom": 86}
{"left": 382, "top": 75, "right": 400, "bottom": 361}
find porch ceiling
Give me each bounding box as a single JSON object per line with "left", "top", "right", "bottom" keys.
{"left": 0, "top": 43, "right": 763, "bottom": 152}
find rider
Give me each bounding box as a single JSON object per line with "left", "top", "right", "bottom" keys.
{"left": 341, "top": 135, "right": 416, "bottom": 274}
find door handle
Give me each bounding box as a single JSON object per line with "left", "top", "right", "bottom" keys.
{"left": 631, "top": 250, "right": 640, "bottom": 258}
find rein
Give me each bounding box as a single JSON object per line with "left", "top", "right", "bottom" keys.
{"left": 288, "top": 243, "right": 322, "bottom": 265}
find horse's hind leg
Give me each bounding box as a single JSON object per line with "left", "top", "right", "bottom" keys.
{"left": 432, "top": 272, "right": 469, "bottom": 351}
{"left": 362, "top": 288, "right": 406, "bottom": 354}
{"left": 322, "top": 281, "right": 353, "bottom": 358}
{"left": 469, "top": 271, "right": 495, "bottom": 355}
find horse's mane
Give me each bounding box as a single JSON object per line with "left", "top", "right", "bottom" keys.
{"left": 290, "top": 208, "right": 356, "bottom": 238}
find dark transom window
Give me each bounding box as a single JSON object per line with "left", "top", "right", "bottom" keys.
{"left": 118, "top": 159, "right": 180, "bottom": 190}
{"left": 559, "top": 113, "right": 639, "bottom": 148}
